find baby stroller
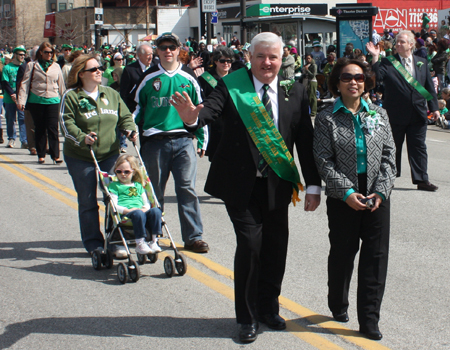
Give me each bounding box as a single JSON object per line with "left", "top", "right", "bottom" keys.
{"left": 89, "top": 140, "right": 187, "bottom": 283}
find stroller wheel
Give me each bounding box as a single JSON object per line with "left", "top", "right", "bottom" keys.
{"left": 128, "top": 260, "right": 140, "bottom": 282}
{"left": 137, "top": 253, "right": 147, "bottom": 265}
{"left": 104, "top": 249, "right": 114, "bottom": 269}
{"left": 164, "top": 256, "right": 175, "bottom": 277}
{"left": 91, "top": 250, "right": 102, "bottom": 270}
{"left": 175, "top": 254, "right": 187, "bottom": 276}
{"left": 117, "top": 262, "right": 128, "bottom": 284}
{"left": 147, "top": 253, "right": 158, "bottom": 264}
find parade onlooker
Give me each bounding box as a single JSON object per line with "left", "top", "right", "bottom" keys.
{"left": 414, "top": 38, "right": 427, "bottom": 59}
{"left": 198, "top": 46, "right": 234, "bottom": 161}
{"left": 280, "top": 46, "right": 295, "bottom": 80}
{"left": 102, "top": 52, "right": 124, "bottom": 86}
{"left": 431, "top": 39, "right": 449, "bottom": 92}
{"left": 60, "top": 54, "right": 137, "bottom": 255}
{"left": 314, "top": 58, "right": 396, "bottom": 341}
{"left": 2, "top": 46, "right": 27, "bottom": 149}
{"left": 302, "top": 53, "right": 318, "bottom": 117}
{"left": 16, "top": 46, "right": 39, "bottom": 155}
{"left": 311, "top": 40, "right": 325, "bottom": 72}
{"left": 18, "top": 42, "right": 65, "bottom": 164}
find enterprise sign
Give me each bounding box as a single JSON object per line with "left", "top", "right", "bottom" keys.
{"left": 246, "top": 3, "right": 327, "bottom": 17}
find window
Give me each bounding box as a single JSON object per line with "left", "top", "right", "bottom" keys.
{"left": 51, "top": 3, "right": 56, "bottom": 11}
{"left": 59, "top": 3, "right": 66, "bottom": 11}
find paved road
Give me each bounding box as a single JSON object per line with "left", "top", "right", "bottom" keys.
{"left": 0, "top": 124, "right": 449, "bottom": 350}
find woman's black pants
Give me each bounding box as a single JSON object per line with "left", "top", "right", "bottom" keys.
{"left": 28, "top": 103, "right": 60, "bottom": 159}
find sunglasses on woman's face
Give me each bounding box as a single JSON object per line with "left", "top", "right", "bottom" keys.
{"left": 114, "top": 57, "right": 123, "bottom": 61}
{"left": 339, "top": 73, "right": 366, "bottom": 83}
{"left": 83, "top": 66, "right": 103, "bottom": 73}
{"left": 218, "top": 59, "right": 232, "bottom": 64}
{"left": 42, "top": 51, "right": 53, "bottom": 54}
{"left": 115, "top": 170, "right": 133, "bottom": 175}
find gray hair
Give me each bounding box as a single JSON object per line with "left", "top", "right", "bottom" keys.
{"left": 137, "top": 42, "right": 153, "bottom": 55}
{"left": 212, "top": 46, "right": 235, "bottom": 62}
{"left": 442, "top": 87, "right": 450, "bottom": 95}
{"left": 249, "top": 32, "right": 283, "bottom": 56}
{"left": 396, "top": 30, "right": 415, "bottom": 45}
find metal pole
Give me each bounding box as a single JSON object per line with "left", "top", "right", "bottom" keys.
{"left": 95, "top": 0, "right": 101, "bottom": 50}
{"left": 240, "top": 0, "right": 246, "bottom": 44}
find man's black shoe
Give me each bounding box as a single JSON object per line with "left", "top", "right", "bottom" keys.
{"left": 360, "top": 329, "right": 382, "bottom": 340}
{"left": 332, "top": 311, "right": 349, "bottom": 323}
{"left": 417, "top": 181, "right": 438, "bottom": 191}
{"left": 239, "top": 323, "right": 259, "bottom": 343}
{"left": 259, "top": 314, "right": 286, "bottom": 330}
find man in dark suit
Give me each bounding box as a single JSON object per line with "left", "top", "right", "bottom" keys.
{"left": 366, "top": 31, "right": 439, "bottom": 191}
{"left": 171, "top": 32, "right": 321, "bottom": 343}
{"left": 120, "top": 42, "right": 156, "bottom": 112}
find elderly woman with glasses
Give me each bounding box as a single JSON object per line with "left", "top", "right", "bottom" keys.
{"left": 60, "top": 54, "right": 137, "bottom": 256}
{"left": 17, "top": 41, "right": 65, "bottom": 164}
{"left": 313, "top": 58, "right": 396, "bottom": 341}
{"left": 198, "top": 46, "right": 234, "bottom": 161}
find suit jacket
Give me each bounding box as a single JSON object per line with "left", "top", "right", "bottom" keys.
{"left": 190, "top": 69, "right": 321, "bottom": 211}
{"left": 372, "top": 54, "right": 438, "bottom": 125}
{"left": 313, "top": 103, "right": 396, "bottom": 200}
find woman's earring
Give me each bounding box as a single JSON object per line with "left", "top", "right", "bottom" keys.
{"left": 337, "top": 89, "right": 340, "bottom": 92}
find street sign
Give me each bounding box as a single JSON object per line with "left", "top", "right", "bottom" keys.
{"left": 202, "top": 0, "right": 216, "bottom": 13}
{"left": 94, "top": 7, "right": 103, "bottom": 25}
{"left": 211, "top": 11, "right": 218, "bottom": 24}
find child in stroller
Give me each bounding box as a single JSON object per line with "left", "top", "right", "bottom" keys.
{"left": 109, "top": 154, "right": 162, "bottom": 255}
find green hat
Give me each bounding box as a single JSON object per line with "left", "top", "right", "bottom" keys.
{"left": 13, "top": 46, "right": 26, "bottom": 54}
{"left": 61, "top": 44, "right": 73, "bottom": 50}
{"left": 104, "top": 46, "right": 110, "bottom": 50}
{"left": 313, "top": 40, "right": 321, "bottom": 47}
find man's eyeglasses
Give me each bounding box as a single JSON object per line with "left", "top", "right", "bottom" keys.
{"left": 83, "top": 66, "right": 103, "bottom": 73}
{"left": 42, "top": 51, "right": 53, "bottom": 54}
{"left": 158, "top": 45, "right": 177, "bottom": 51}
{"left": 115, "top": 170, "right": 133, "bottom": 175}
{"left": 339, "top": 73, "right": 366, "bottom": 83}
{"left": 218, "top": 59, "right": 232, "bottom": 64}
{"left": 17, "top": 54, "right": 25, "bottom": 57}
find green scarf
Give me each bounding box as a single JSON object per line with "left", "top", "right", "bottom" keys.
{"left": 38, "top": 59, "right": 52, "bottom": 73}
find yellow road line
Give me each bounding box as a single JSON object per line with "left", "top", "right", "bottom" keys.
{"left": 0, "top": 160, "right": 78, "bottom": 211}
{"left": 1, "top": 156, "right": 391, "bottom": 350}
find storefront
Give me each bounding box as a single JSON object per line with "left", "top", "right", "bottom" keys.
{"left": 215, "top": 3, "right": 336, "bottom": 58}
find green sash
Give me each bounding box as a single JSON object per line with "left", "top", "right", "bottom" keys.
{"left": 201, "top": 71, "right": 218, "bottom": 88}
{"left": 387, "top": 55, "right": 433, "bottom": 101}
{"left": 222, "top": 68, "right": 303, "bottom": 205}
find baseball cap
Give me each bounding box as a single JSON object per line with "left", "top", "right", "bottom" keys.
{"left": 13, "top": 46, "right": 26, "bottom": 54}
{"left": 155, "top": 32, "right": 181, "bottom": 47}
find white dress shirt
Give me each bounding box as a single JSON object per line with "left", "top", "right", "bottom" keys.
{"left": 400, "top": 54, "right": 415, "bottom": 78}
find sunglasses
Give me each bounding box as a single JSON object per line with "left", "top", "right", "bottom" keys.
{"left": 114, "top": 57, "right": 123, "bottom": 60}
{"left": 42, "top": 51, "right": 53, "bottom": 54}
{"left": 115, "top": 170, "right": 133, "bottom": 175}
{"left": 218, "top": 59, "right": 232, "bottom": 64}
{"left": 339, "top": 73, "right": 366, "bottom": 83}
{"left": 83, "top": 66, "right": 103, "bottom": 73}
{"left": 158, "top": 45, "right": 177, "bottom": 51}
{"left": 17, "top": 53, "right": 25, "bottom": 57}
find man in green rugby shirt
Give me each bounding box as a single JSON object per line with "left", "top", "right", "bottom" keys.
{"left": 133, "top": 32, "right": 209, "bottom": 253}
{"left": 1, "top": 46, "right": 27, "bottom": 148}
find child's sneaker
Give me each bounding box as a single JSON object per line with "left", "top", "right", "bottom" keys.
{"left": 443, "top": 119, "right": 449, "bottom": 129}
{"left": 148, "top": 240, "right": 162, "bottom": 253}
{"left": 136, "top": 241, "right": 155, "bottom": 255}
